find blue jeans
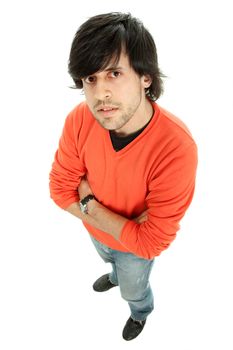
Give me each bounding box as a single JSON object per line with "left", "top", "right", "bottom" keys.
{"left": 90, "top": 235, "right": 155, "bottom": 321}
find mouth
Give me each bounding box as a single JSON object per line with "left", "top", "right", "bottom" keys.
{"left": 97, "top": 106, "right": 119, "bottom": 116}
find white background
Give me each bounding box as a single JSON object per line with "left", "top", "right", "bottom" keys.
{"left": 0, "top": 0, "right": 233, "bottom": 349}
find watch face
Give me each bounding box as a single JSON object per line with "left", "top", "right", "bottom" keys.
{"left": 80, "top": 202, "right": 87, "bottom": 214}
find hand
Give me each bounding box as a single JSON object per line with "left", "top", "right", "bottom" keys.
{"left": 78, "top": 176, "right": 93, "bottom": 200}
{"left": 133, "top": 210, "right": 148, "bottom": 224}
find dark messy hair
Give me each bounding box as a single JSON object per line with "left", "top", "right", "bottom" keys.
{"left": 68, "top": 12, "right": 165, "bottom": 101}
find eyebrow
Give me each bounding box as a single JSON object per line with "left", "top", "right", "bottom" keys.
{"left": 104, "top": 66, "right": 124, "bottom": 72}
{"left": 82, "top": 66, "right": 125, "bottom": 79}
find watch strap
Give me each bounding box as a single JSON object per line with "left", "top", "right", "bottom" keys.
{"left": 79, "top": 194, "right": 96, "bottom": 214}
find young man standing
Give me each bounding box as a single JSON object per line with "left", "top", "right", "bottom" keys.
{"left": 49, "top": 12, "right": 198, "bottom": 341}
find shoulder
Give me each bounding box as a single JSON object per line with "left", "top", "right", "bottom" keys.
{"left": 155, "top": 104, "right": 197, "bottom": 150}
{"left": 64, "top": 101, "right": 95, "bottom": 135}
{"left": 67, "top": 101, "right": 93, "bottom": 123}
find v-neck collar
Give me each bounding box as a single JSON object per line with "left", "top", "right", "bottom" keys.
{"left": 104, "top": 102, "right": 160, "bottom": 157}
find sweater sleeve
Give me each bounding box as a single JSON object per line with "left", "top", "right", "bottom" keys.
{"left": 49, "top": 111, "right": 86, "bottom": 209}
{"left": 120, "top": 142, "right": 198, "bottom": 260}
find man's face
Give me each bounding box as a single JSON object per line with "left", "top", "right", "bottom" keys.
{"left": 81, "top": 52, "right": 151, "bottom": 136}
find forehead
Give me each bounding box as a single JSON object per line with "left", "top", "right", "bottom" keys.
{"left": 98, "top": 52, "right": 130, "bottom": 73}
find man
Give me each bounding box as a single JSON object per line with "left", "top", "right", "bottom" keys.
{"left": 49, "top": 12, "right": 198, "bottom": 341}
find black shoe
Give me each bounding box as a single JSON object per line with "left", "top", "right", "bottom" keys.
{"left": 92, "top": 273, "right": 117, "bottom": 292}
{"left": 122, "top": 317, "right": 146, "bottom": 341}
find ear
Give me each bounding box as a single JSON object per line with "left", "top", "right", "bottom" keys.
{"left": 141, "top": 75, "right": 152, "bottom": 88}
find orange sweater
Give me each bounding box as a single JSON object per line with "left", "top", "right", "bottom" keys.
{"left": 49, "top": 101, "right": 198, "bottom": 259}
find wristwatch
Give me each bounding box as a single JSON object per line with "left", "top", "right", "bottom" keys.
{"left": 79, "top": 194, "right": 96, "bottom": 214}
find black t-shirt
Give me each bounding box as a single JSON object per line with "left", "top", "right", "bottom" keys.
{"left": 109, "top": 117, "right": 152, "bottom": 152}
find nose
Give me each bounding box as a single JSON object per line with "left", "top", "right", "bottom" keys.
{"left": 94, "top": 79, "right": 112, "bottom": 100}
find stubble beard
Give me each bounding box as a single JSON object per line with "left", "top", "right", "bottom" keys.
{"left": 99, "top": 108, "right": 134, "bottom": 131}
{"left": 94, "top": 92, "right": 142, "bottom": 132}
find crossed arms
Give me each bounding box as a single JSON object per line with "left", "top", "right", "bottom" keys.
{"left": 65, "top": 177, "right": 148, "bottom": 241}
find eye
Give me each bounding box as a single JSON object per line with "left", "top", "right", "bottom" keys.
{"left": 83, "top": 75, "right": 96, "bottom": 84}
{"left": 109, "top": 71, "right": 121, "bottom": 78}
